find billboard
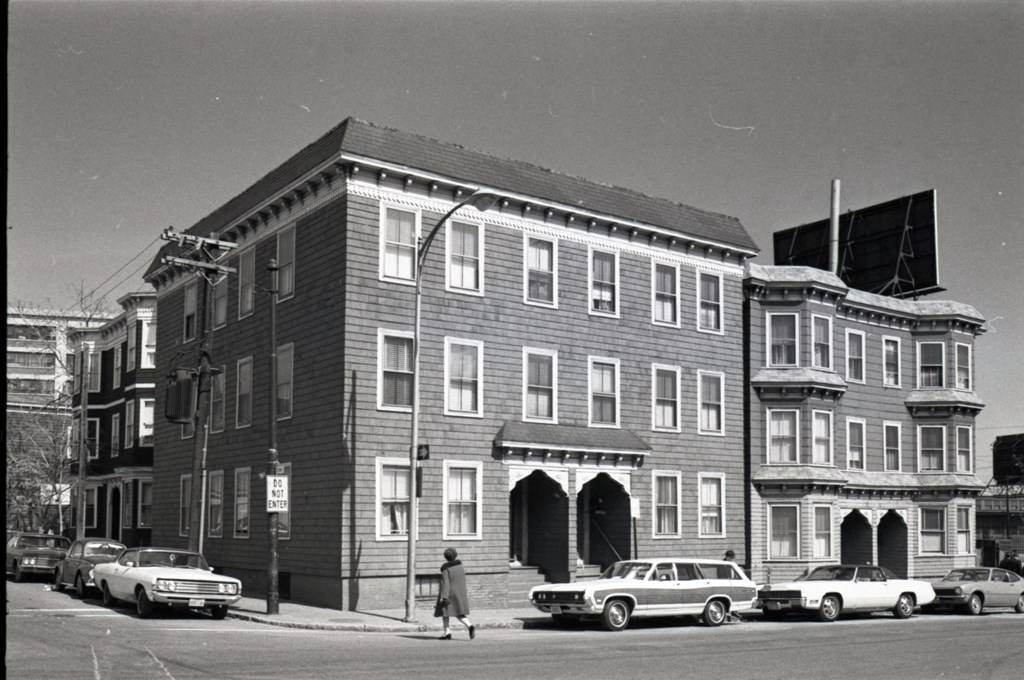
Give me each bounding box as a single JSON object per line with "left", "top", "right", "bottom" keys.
{"left": 773, "top": 189, "right": 942, "bottom": 298}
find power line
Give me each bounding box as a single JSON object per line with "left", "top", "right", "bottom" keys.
{"left": 87, "top": 234, "right": 162, "bottom": 302}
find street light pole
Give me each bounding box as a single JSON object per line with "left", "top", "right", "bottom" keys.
{"left": 404, "top": 191, "right": 500, "bottom": 623}
{"left": 267, "top": 258, "right": 280, "bottom": 616}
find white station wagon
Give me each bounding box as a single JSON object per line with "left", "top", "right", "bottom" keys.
{"left": 529, "top": 558, "right": 758, "bottom": 631}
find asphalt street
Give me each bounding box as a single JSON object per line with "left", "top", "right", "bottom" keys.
{"left": 6, "top": 579, "right": 1023, "bottom": 680}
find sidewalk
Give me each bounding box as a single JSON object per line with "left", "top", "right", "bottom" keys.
{"left": 226, "top": 595, "right": 549, "bottom": 633}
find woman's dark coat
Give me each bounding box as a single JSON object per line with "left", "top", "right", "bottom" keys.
{"left": 434, "top": 559, "right": 470, "bottom": 617}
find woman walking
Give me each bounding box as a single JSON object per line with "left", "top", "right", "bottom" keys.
{"left": 434, "top": 547, "right": 475, "bottom": 640}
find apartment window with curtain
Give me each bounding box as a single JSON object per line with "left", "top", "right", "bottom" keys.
{"left": 699, "top": 474, "right": 724, "bottom": 537}
{"left": 652, "top": 365, "right": 680, "bottom": 431}
{"left": 812, "top": 410, "right": 833, "bottom": 465}
{"left": 88, "top": 352, "right": 101, "bottom": 392}
{"left": 698, "top": 371, "right": 724, "bottom": 435}
{"left": 142, "top": 321, "right": 157, "bottom": 368}
{"left": 920, "top": 508, "right": 945, "bottom": 554}
{"left": 213, "top": 276, "right": 228, "bottom": 328}
{"left": 523, "top": 349, "right": 556, "bottom": 422}
{"left": 847, "top": 418, "right": 866, "bottom": 470}
{"left": 140, "top": 399, "right": 154, "bottom": 446}
{"left": 956, "top": 507, "right": 972, "bottom": 554}
{"left": 768, "top": 410, "right": 798, "bottom": 463}
{"left": 125, "top": 400, "right": 135, "bottom": 448}
{"left": 179, "top": 475, "right": 192, "bottom": 537}
{"left": 111, "top": 414, "right": 120, "bottom": 456}
{"left": 444, "top": 462, "right": 481, "bottom": 539}
{"left": 918, "top": 342, "right": 945, "bottom": 388}
{"left": 445, "top": 338, "right": 483, "bottom": 416}
{"left": 589, "top": 358, "right": 620, "bottom": 427}
{"left": 883, "top": 337, "right": 901, "bottom": 387}
{"left": 86, "top": 419, "right": 99, "bottom": 459}
{"left": 813, "top": 506, "right": 833, "bottom": 558}
{"left": 698, "top": 272, "right": 722, "bottom": 332}
{"left": 378, "top": 460, "right": 410, "bottom": 539}
{"left": 770, "top": 505, "right": 799, "bottom": 558}
{"left": 183, "top": 281, "right": 198, "bottom": 342}
{"left": 84, "top": 488, "right": 97, "bottom": 528}
{"left": 236, "top": 357, "right": 253, "bottom": 428}
{"left": 234, "top": 468, "right": 250, "bottom": 538}
{"left": 121, "top": 481, "right": 133, "bottom": 529}
{"left": 113, "top": 346, "right": 122, "bottom": 389}
{"left": 956, "top": 426, "right": 973, "bottom": 472}
{"left": 379, "top": 331, "right": 414, "bottom": 410}
{"left": 276, "top": 344, "right": 294, "bottom": 419}
{"left": 590, "top": 249, "right": 618, "bottom": 315}
{"left": 768, "top": 313, "right": 798, "bottom": 366}
{"left": 127, "top": 321, "right": 137, "bottom": 370}
{"left": 138, "top": 481, "right": 152, "bottom": 527}
{"left": 955, "top": 343, "right": 971, "bottom": 390}
{"left": 381, "top": 206, "right": 418, "bottom": 282}
{"left": 653, "top": 472, "right": 681, "bottom": 537}
{"left": 239, "top": 248, "right": 256, "bottom": 318}
{"left": 919, "top": 425, "right": 946, "bottom": 472}
{"left": 812, "top": 315, "right": 832, "bottom": 369}
{"left": 652, "top": 263, "right": 679, "bottom": 326}
{"left": 277, "top": 225, "right": 295, "bottom": 299}
{"left": 524, "top": 236, "right": 556, "bottom": 306}
{"left": 846, "top": 330, "right": 865, "bottom": 383}
{"left": 884, "top": 422, "right": 902, "bottom": 471}
{"left": 210, "top": 369, "right": 226, "bottom": 433}
{"left": 208, "top": 470, "right": 223, "bottom": 538}
{"left": 447, "top": 220, "right": 482, "bottom": 294}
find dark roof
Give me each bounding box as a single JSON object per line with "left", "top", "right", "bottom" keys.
{"left": 494, "top": 421, "right": 651, "bottom": 454}
{"left": 146, "top": 117, "right": 757, "bottom": 279}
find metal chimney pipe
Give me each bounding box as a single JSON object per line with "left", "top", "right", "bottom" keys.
{"left": 830, "top": 179, "right": 840, "bottom": 274}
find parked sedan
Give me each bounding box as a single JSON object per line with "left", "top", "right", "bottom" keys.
{"left": 6, "top": 533, "right": 71, "bottom": 582}
{"left": 930, "top": 567, "right": 1024, "bottom": 615}
{"left": 94, "top": 547, "right": 241, "bottom": 619}
{"left": 757, "top": 564, "right": 935, "bottom": 622}
{"left": 529, "top": 558, "right": 758, "bottom": 631}
{"left": 53, "top": 538, "right": 125, "bottom": 598}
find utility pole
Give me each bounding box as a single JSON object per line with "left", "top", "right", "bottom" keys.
{"left": 161, "top": 228, "right": 236, "bottom": 554}
{"left": 266, "top": 258, "right": 280, "bottom": 615}
{"left": 75, "top": 349, "right": 91, "bottom": 540}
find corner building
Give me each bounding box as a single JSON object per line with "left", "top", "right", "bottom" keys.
{"left": 144, "top": 118, "right": 759, "bottom": 609}
{"left": 744, "top": 265, "right": 985, "bottom": 583}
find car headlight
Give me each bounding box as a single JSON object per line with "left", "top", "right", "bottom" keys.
{"left": 24, "top": 557, "right": 36, "bottom": 566}
{"left": 87, "top": 568, "right": 95, "bottom": 581}
{"left": 218, "top": 583, "right": 238, "bottom": 595}
{"left": 954, "top": 586, "right": 963, "bottom": 595}
{"left": 155, "top": 579, "right": 178, "bottom": 592}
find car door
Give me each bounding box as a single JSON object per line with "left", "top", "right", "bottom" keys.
{"left": 989, "top": 569, "right": 1014, "bottom": 607}
{"left": 62, "top": 542, "right": 83, "bottom": 585}
{"left": 852, "top": 567, "right": 892, "bottom": 609}
{"left": 105, "top": 549, "right": 138, "bottom": 599}
{"left": 674, "top": 562, "right": 706, "bottom": 615}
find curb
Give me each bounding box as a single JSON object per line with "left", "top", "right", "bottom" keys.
{"left": 225, "top": 611, "right": 537, "bottom": 632}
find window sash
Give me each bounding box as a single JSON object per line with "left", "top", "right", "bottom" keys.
{"left": 699, "top": 373, "right": 723, "bottom": 433}
{"left": 591, "top": 251, "right": 617, "bottom": 313}
{"left": 654, "top": 264, "right": 677, "bottom": 324}
{"left": 138, "top": 481, "right": 152, "bottom": 527}
{"left": 213, "top": 278, "right": 228, "bottom": 328}
{"left": 382, "top": 336, "right": 413, "bottom": 408}
{"left": 127, "top": 322, "right": 137, "bottom": 370}
{"left": 654, "top": 368, "right": 678, "bottom": 429}
{"left": 448, "top": 221, "right": 480, "bottom": 291}
{"left": 920, "top": 508, "right": 945, "bottom": 553}
{"left": 847, "top": 421, "right": 865, "bottom": 469}
{"left": 700, "top": 477, "right": 723, "bottom": 536}
{"left": 383, "top": 208, "right": 416, "bottom": 281}
{"left": 699, "top": 274, "right": 721, "bottom": 331}
{"left": 919, "top": 342, "right": 944, "bottom": 387}
{"left": 654, "top": 475, "right": 679, "bottom": 536}
{"left": 239, "top": 249, "right": 256, "bottom": 317}
{"left": 381, "top": 465, "right": 410, "bottom": 536}
{"left": 183, "top": 282, "right": 198, "bottom": 341}
{"left": 447, "top": 343, "right": 480, "bottom": 413}
{"left": 883, "top": 338, "right": 901, "bottom": 386}
{"left": 278, "top": 227, "right": 296, "bottom": 298}
{"left": 956, "top": 344, "right": 971, "bottom": 390}
{"left": 526, "top": 238, "right": 555, "bottom": 304}
{"left": 884, "top": 424, "right": 901, "bottom": 471}
{"left": 813, "top": 317, "right": 831, "bottom": 369}
{"left": 812, "top": 412, "right": 832, "bottom": 465}
{"left": 920, "top": 426, "right": 945, "bottom": 471}
{"left": 590, "top": 361, "right": 618, "bottom": 425}
{"left": 769, "top": 411, "right": 798, "bottom": 463}
{"left": 111, "top": 414, "right": 120, "bottom": 455}
{"left": 446, "top": 467, "right": 478, "bottom": 536}
{"left": 525, "top": 353, "right": 554, "bottom": 420}
{"left": 847, "top": 332, "right": 864, "bottom": 381}
{"left": 276, "top": 345, "right": 294, "bottom": 419}
{"left": 814, "top": 506, "right": 833, "bottom": 557}
{"left": 956, "top": 507, "right": 971, "bottom": 553}
{"left": 234, "top": 469, "right": 251, "bottom": 538}
{"left": 236, "top": 359, "right": 253, "bottom": 427}
{"left": 769, "top": 315, "right": 797, "bottom": 366}
{"left": 771, "top": 506, "right": 799, "bottom": 558}
{"left": 210, "top": 370, "right": 226, "bottom": 433}
{"left": 208, "top": 471, "right": 223, "bottom": 538}
{"left": 957, "top": 427, "right": 972, "bottom": 472}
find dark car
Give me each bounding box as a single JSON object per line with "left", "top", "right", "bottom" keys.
{"left": 6, "top": 533, "right": 71, "bottom": 582}
{"left": 930, "top": 567, "right": 1024, "bottom": 615}
{"left": 53, "top": 538, "right": 126, "bottom": 598}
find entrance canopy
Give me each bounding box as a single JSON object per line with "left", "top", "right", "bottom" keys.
{"left": 494, "top": 421, "right": 651, "bottom": 469}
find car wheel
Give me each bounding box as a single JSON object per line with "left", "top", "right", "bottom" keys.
{"left": 965, "top": 593, "right": 983, "bottom": 616}
{"left": 75, "top": 574, "right": 87, "bottom": 599}
{"left": 1014, "top": 594, "right": 1024, "bottom": 614}
{"left": 14, "top": 561, "right": 25, "bottom": 583}
{"left": 210, "top": 605, "right": 228, "bottom": 620}
{"left": 136, "top": 589, "right": 154, "bottom": 618}
{"left": 601, "top": 599, "right": 631, "bottom": 632}
{"left": 893, "top": 593, "right": 914, "bottom": 619}
{"left": 54, "top": 569, "right": 65, "bottom": 592}
{"left": 101, "top": 582, "right": 115, "bottom": 607}
{"left": 817, "top": 594, "right": 841, "bottom": 622}
{"left": 702, "top": 599, "right": 727, "bottom": 627}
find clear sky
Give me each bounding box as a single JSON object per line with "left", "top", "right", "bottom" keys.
{"left": 8, "top": 0, "right": 1023, "bottom": 479}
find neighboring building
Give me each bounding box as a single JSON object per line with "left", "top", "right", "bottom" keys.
{"left": 6, "top": 306, "right": 111, "bottom": 532}
{"left": 745, "top": 264, "right": 987, "bottom": 582}
{"left": 142, "top": 117, "right": 760, "bottom": 609}
{"left": 67, "top": 293, "right": 157, "bottom": 546}
{"left": 977, "top": 433, "right": 1024, "bottom": 553}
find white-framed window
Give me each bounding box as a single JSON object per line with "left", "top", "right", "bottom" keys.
{"left": 142, "top": 320, "right": 156, "bottom": 368}
{"left": 183, "top": 280, "right": 198, "bottom": 342}
{"left": 275, "top": 462, "right": 291, "bottom": 540}
{"left": 137, "top": 480, "right": 152, "bottom": 528}
{"left": 380, "top": 205, "right": 419, "bottom": 283}
{"left": 846, "top": 330, "right": 865, "bottom": 383}
{"left": 956, "top": 507, "right": 972, "bottom": 554}
{"left": 919, "top": 425, "right": 946, "bottom": 472}
{"left": 652, "top": 262, "right": 679, "bottom": 326}
{"left": 127, "top": 321, "right": 137, "bottom": 370}
{"left": 768, "top": 409, "right": 799, "bottom": 463}
{"left": 956, "top": 426, "right": 973, "bottom": 472}
{"left": 113, "top": 346, "right": 122, "bottom": 389}
{"left": 213, "top": 276, "right": 228, "bottom": 329}
{"left": 378, "top": 330, "right": 414, "bottom": 411}
{"left": 812, "top": 410, "right": 833, "bottom": 465}
{"left": 444, "top": 338, "right": 483, "bottom": 417}
{"left": 697, "top": 271, "right": 723, "bottom": 333}
{"left": 883, "top": 336, "right": 901, "bottom": 387}
{"left": 652, "top": 471, "right": 681, "bottom": 538}
{"left": 698, "top": 473, "right": 725, "bottom": 537}
{"left": 276, "top": 343, "right": 294, "bottom": 420}
{"left": 812, "top": 315, "right": 832, "bottom": 370}
{"left": 652, "top": 364, "right": 681, "bottom": 432}
{"left": 955, "top": 343, "right": 972, "bottom": 390}
{"left": 588, "top": 357, "right": 620, "bottom": 427}
{"left": 589, "top": 248, "right": 619, "bottom": 317}
{"left": 524, "top": 235, "right": 557, "bottom": 307}
{"left": 84, "top": 487, "right": 98, "bottom": 529}
{"left": 125, "top": 400, "right": 135, "bottom": 448}
{"left": 208, "top": 470, "right": 224, "bottom": 538}
{"left": 884, "top": 421, "right": 902, "bottom": 471}
{"left": 210, "top": 368, "right": 226, "bottom": 433}
{"left": 446, "top": 220, "right": 483, "bottom": 295}
{"left": 234, "top": 468, "right": 250, "bottom": 538}
{"left": 813, "top": 506, "right": 833, "bottom": 558}
{"left": 121, "top": 481, "right": 133, "bottom": 529}
{"left": 443, "top": 460, "right": 482, "bottom": 540}
{"left": 767, "top": 313, "right": 798, "bottom": 367}
{"left": 86, "top": 418, "right": 99, "bottom": 459}
{"left": 140, "top": 399, "right": 154, "bottom": 446}
{"left": 846, "top": 418, "right": 866, "bottom": 470}
{"left": 917, "top": 341, "right": 945, "bottom": 388}
{"left": 523, "top": 348, "right": 557, "bottom": 422}
{"left": 277, "top": 225, "right": 296, "bottom": 300}
{"left": 698, "top": 370, "right": 725, "bottom": 435}
{"left": 111, "top": 414, "right": 120, "bottom": 456}
{"left": 920, "top": 507, "right": 946, "bottom": 554}
{"left": 236, "top": 357, "right": 253, "bottom": 428}
{"left": 769, "top": 505, "right": 799, "bottom": 559}
{"left": 88, "top": 352, "right": 101, "bottom": 392}
{"left": 179, "top": 474, "right": 192, "bottom": 537}
{"left": 376, "top": 458, "right": 410, "bottom": 540}
{"left": 239, "top": 248, "right": 256, "bottom": 319}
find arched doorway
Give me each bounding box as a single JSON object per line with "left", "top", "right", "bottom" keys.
{"left": 577, "top": 473, "right": 631, "bottom": 571}
{"left": 509, "top": 470, "right": 569, "bottom": 582}
{"left": 877, "top": 510, "right": 908, "bottom": 577}
{"left": 840, "top": 510, "right": 872, "bottom": 565}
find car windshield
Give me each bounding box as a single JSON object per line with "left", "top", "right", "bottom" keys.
{"left": 942, "top": 569, "right": 989, "bottom": 582}
{"left": 137, "top": 551, "right": 208, "bottom": 569}
{"left": 805, "top": 566, "right": 857, "bottom": 581}
{"left": 18, "top": 536, "right": 70, "bottom": 550}
{"left": 84, "top": 542, "right": 125, "bottom": 558}
{"left": 600, "top": 562, "right": 653, "bottom": 581}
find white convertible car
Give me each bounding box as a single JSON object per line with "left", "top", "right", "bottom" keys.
{"left": 94, "top": 547, "right": 242, "bottom": 619}
{"left": 757, "top": 564, "right": 935, "bottom": 622}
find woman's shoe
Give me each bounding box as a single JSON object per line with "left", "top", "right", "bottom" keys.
{"left": 469, "top": 625, "right": 476, "bottom": 640}
{"left": 439, "top": 633, "right": 452, "bottom": 640}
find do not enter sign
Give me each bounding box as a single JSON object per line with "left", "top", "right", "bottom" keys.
{"left": 267, "top": 475, "right": 289, "bottom": 512}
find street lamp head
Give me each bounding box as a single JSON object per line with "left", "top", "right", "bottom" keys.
{"left": 464, "top": 192, "right": 501, "bottom": 213}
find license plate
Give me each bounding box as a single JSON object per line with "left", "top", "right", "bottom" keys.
{"left": 188, "top": 599, "right": 205, "bottom": 607}
{"left": 551, "top": 605, "right": 562, "bottom": 615}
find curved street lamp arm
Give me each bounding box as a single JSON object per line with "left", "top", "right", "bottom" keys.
{"left": 417, "top": 191, "right": 502, "bottom": 268}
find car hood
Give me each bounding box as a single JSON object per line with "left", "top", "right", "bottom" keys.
{"left": 95, "top": 564, "right": 240, "bottom": 583}
{"left": 17, "top": 547, "right": 67, "bottom": 558}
